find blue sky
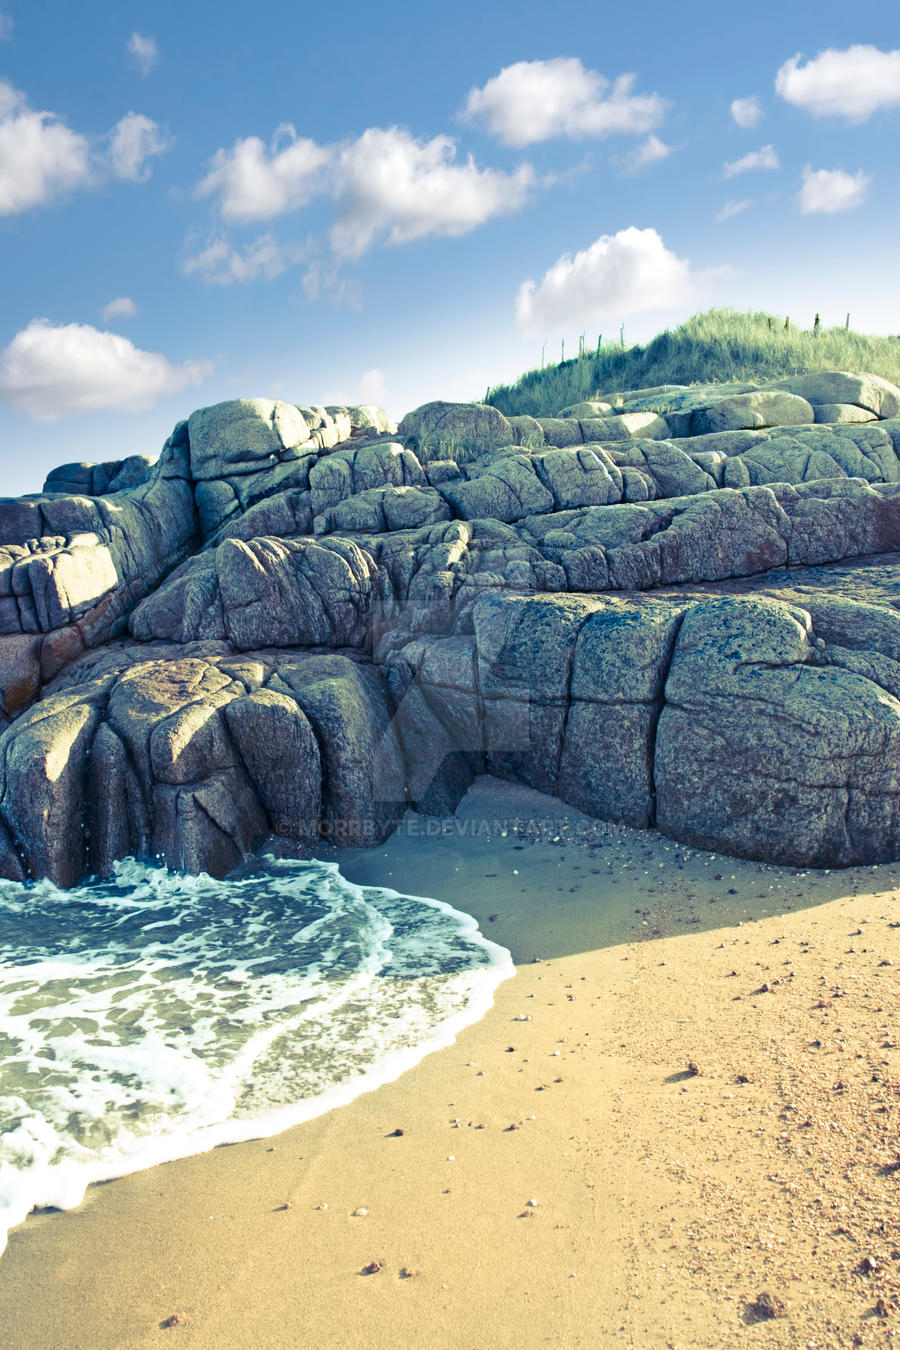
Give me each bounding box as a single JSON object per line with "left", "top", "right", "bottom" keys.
{"left": 0, "top": 0, "right": 898, "bottom": 494}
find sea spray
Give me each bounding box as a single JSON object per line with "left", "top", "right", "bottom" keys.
{"left": 0, "top": 855, "right": 513, "bottom": 1255}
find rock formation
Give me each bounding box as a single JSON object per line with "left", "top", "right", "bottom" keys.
{"left": 3, "top": 374, "right": 900, "bottom": 884}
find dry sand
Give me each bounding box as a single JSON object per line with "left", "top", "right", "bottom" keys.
{"left": 1, "top": 777, "right": 899, "bottom": 1349}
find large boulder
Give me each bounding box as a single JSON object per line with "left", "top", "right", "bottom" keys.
{"left": 537, "top": 413, "right": 671, "bottom": 444}
{"left": 557, "top": 401, "right": 614, "bottom": 418}
{"left": 384, "top": 635, "right": 484, "bottom": 814}
{"left": 532, "top": 447, "right": 623, "bottom": 509}
{"left": 0, "top": 445, "right": 199, "bottom": 719}
{"left": 269, "top": 656, "right": 405, "bottom": 844}
{"left": 534, "top": 417, "right": 583, "bottom": 448}
{"left": 615, "top": 440, "right": 716, "bottom": 498}
{"left": 474, "top": 592, "right": 603, "bottom": 797}
{"left": 314, "top": 484, "right": 451, "bottom": 535}
{"left": 790, "top": 427, "right": 900, "bottom": 482}
{"left": 208, "top": 488, "right": 313, "bottom": 545}
{"left": 0, "top": 644, "right": 407, "bottom": 883}
{"left": 0, "top": 683, "right": 106, "bottom": 885}
{"left": 132, "top": 535, "right": 376, "bottom": 649}
{"left": 440, "top": 456, "right": 554, "bottom": 523}
{"left": 655, "top": 596, "right": 900, "bottom": 865}
{"left": 224, "top": 689, "right": 322, "bottom": 840}
{"left": 813, "top": 403, "right": 878, "bottom": 425}
{"left": 722, "top": 438, "right": 845, "bottom": 487}
{"left": 309, "top": 441, "right": 425, "bottom": 515}
{"left": 558, "top": 600, "right": 684, "bottom": 826}
{"left": 691, "top": 391, "right": 814, "bottom": 434}
{"left": 398, "top": 401, "right": 512, "bottom": 463}
{"left": 325, "top": 404, "right": 397, "bottom": 435}
{"left": 43, "top": 455, "right": 155, "bottom": 496}
{"left": 187, "top": 399, "right": 311, "bottom": 480}
{"left": 767, "top": 372, "right": 900, "bottom": 419}
{"left": 521, "top": 485, "right": 793, "bottom": 592}
{"left": 506, "top": 414, "right": 545, "bottom": 448}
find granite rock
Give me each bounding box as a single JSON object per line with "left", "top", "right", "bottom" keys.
{"left": 3, "top": 375, "right": 900, "bottom": 882}
{"left": 767, "top": 372, "right": 900, "bottom": 419}
{"left": 398, "top": 401, "right": 512, "bottom": 463}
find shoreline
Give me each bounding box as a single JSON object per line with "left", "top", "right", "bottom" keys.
{"left": 1, "top": 777, "right": 899, "bottom": 1348}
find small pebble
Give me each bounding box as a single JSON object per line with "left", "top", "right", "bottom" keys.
{"left": 749, "top": 1291, "right": 785, "bottom": 1320}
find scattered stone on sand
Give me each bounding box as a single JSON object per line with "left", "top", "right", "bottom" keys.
{"left": 159, "top": 1312, "right": 188, "bottom": 1329}
{"left": 747, "top": 1290, "right": 786, "bottom": 1320}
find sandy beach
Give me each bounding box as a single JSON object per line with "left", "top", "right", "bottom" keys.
{"left": 1, "top": 776, "right": 899, "bottom": 1349}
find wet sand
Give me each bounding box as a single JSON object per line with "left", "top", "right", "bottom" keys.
{"left": 1, "top": 777, "right": 899, "bottom": 1348}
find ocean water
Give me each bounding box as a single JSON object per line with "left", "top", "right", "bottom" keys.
{"left": 0, "top": 855, "right": 513, "bottom": 1256}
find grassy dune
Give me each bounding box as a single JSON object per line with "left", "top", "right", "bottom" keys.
{"left": 485, "top": 308, "right": 900, "bottom": 417}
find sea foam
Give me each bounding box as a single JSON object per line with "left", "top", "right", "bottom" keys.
{"left": 0, "top": 855, "right": 513, "bottom": 1255}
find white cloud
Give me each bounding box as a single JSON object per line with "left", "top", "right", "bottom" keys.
{"left": 0, "top": 12, "right": 13, "bottom": 41}
{"left": 196, "top": 124, "right": 332, "bottom": 222}
{"left": 198, "top": 123, "right": 536, "bottom": 258}
{"left": 617, "top": 134, "right": 673, "bottom": 175}
{"left": 100, "top": 297, "right": 137, "bottom": 321}
{"left": 107, "top": 112, "right": 172, "bottom": 181}
{"left": 516, "top": 227, "right": 708, "bottom": 334}
{"left": 461, "top": 57, "right": 665, "bottom": 147}
{"left": 0, "top": 80, "right": 170, "bottom": 214}
{"left": 715, "top": 198, "right": 753, "bottom": 222}
{"left": 301, "top": 260, "right": 362, "bottom": 309}
{"left": 183, "top": 233, "right": 307, "bottom": 284}
{"left": 0, "top": 79, "right": 92, "bottom": 214}
{"left": 127, "top": 32, "right": 158, "bottom": 77}
{"left": 723, "top": 144, "right": 779, "bottom": 177}
{"left": 798, "top": 165, "right": 871, "bottom": 214}
{"left": 775, "top": 46, "right": 900, "bottom": 121}
{"left": 330, "top": 126, "right": 535, "bottom": 258}
{"left": 0, "top": 319, "right": 211, "bottom": 420}
{"left": 730, "top": 96, "right": 762, "bottom": 128}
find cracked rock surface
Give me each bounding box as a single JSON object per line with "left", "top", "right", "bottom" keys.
{"left": 4, "top": 376, "right": 900, "bottom": 883}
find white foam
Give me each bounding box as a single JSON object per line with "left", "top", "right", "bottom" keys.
{"left": 0, "top": 857, "right": 513, "bottom": 1256}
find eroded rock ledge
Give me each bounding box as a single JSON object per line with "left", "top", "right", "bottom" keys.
{"left": 3, "top": 376, "right": 900, "bottom": 883}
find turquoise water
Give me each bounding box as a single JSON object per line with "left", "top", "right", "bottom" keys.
{"left": 0, "top": 855, "right": 513, "bottom": 1254}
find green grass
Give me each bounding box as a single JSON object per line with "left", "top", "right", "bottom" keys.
{"left": 484, "top": 309, "right": 900, "bottom": 418}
